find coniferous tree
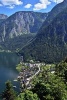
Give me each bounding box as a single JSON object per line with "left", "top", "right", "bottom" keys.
{"left": 2, "top": 81, "right": 16, "bottom": 100}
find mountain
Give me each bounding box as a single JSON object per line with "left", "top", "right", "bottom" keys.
{"left": 0, "top": 14, "right": 8, "bottom": 24}
{"left": 0, "top": 34, "right": 35, "bottom": 51}
{"left": 38, "top": 0, "right": 67, "bottom": 34}
{"left": 0, "top": 14, "right": 8, "bottom": 19}
{"left": 0, "top": 11, "right": 48, "bottom": 42}
{"left": 19, "top": 3, "right": 67, "bottom": 63}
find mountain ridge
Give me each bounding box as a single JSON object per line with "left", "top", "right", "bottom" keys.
{"left": 0, "top": 11, "right": 48, "bottom": 42}
{"left": 0, "top": 14, "right": 8, "bottom": 24}
{"left": 38, "top": 0, "right": 67, "bottom": 35}
{"left": 0, "top": 14, "right": 8, "bottom": 19}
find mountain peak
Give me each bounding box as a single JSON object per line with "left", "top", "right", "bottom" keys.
{"left": 0, "top": 14, "right": 8, "bottom": 19}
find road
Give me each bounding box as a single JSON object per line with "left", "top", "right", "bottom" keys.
{"left": 26, "top": 65, "right": 40, "bottom": 86}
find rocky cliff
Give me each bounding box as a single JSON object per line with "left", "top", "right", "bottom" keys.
{"left": 0, "top": 11, "right": 48, "bottom": 42}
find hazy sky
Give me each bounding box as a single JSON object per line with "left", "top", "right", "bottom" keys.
{"left": 0, "top": 0, "right": 64, "bottom": 16}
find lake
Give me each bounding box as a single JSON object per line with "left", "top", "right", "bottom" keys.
{"left": 0, "top": 52, "right": 20, "bottom": 94}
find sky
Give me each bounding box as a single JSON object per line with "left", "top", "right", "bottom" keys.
{"left": 0, "top": 0, "right": 64, "bottom": 16}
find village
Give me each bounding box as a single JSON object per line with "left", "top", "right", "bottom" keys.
{"left": 16, "top": 56, "right": 55, "bottom": 92}
{"left": 17, "top": 56, "right": 45, "bottom": 91}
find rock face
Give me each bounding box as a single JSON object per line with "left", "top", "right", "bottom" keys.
{"left": 0, "top": 14, "right": 8, "bottom": 24}
{"left": 0, "top": 14, "right": 8, "bottom": 19}
{"left": 20, "top": 1, "right": 67, "bottom": 63}
{"left": 0, "top": 11, "right": 48, "bottom": 42}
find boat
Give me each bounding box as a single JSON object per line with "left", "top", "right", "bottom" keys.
{"left": 13, "top": 79, "right": 17, "bottom": 81}
{"left": 13, "top": 86, "right": 17, "bottom": 88}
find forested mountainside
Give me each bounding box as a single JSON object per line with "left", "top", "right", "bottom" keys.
{"left": 0, "top": 34, "right": 35, "bottom": 51}
{"left": 38, "top": 0, "right": 67, "bottom": 34}
{"left": 19, "top": 2, "right": 67, "bottom": 63}
{"left": 0, "top": 11, "right": 48, "bottom": 42}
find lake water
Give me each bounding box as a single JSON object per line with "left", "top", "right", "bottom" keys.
{"left": 0, "top": 52, "right": 20, "bottom": 94}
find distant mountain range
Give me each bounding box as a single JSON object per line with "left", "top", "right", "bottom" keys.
{"left": 20, "top": 0, "right": 67, "bottom": 63}
{"left": 0, "top": 11, "right": 48, "bottom": 42}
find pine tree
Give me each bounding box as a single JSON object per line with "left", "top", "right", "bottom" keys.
{"left": 2, "top": 81, "right": 16, "bottom": 100}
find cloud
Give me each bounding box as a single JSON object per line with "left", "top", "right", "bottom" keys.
{"left": 0, "top": 3, "right": 2, "bottom": 6}
{"left": 51, "top": 0, "right": 64, "bottom": 3}
{"left": 7, "top": 5, "right": 15, "bottom": 9}
{"left": 0, "top": 0, "right": 23, "bottom": 8}
{"left": 24, "top": 4, "right": 32, "bottom": 9}
{"left": 33, "top": 0, "right": 64, "bottom": 11}
{"left": 33, "top": 0, "right": 51, "bottom": 11}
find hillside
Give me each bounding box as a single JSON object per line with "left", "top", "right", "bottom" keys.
{"left": 0, "top": 34, "right": 35, "bottom": 51}
{"left": 19, "top": 6, "right": 67, "bottom": 63}
{"left": 38, "top": 0, "right": 67, "bottom": 34}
